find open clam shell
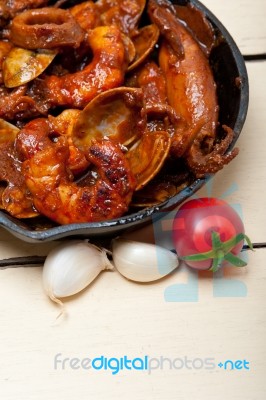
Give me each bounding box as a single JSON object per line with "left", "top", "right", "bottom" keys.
{"left": 121, "top": 34, "right": 136, "bottom": 64}
{"left": 72, "top": 87, "right": 145, "bottom": 149}
{"left": 127, "top": 24, "right": 160, "bottom": 72}
{"left": 126, "top": 130, "right": 171, "bottom": 190}
{"left": 3, "top": 47, "right": 57, "bottom": 88}
{"left": 72, "top": 85, "right": 172, "bottom": 191}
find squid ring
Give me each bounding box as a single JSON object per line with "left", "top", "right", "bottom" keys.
{"left": 10, "top": 7, "right": 85, "bottom": 50}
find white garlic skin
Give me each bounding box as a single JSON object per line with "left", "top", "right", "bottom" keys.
{"left": 43, "top": 241, "right": 113, "bottom": 300}
{"left": 112, "top": 238, "right": 179, "bottom": 282}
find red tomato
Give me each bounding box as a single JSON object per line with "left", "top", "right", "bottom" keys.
{"left": 172, "top": 198, "right": 250, "bottom": 271}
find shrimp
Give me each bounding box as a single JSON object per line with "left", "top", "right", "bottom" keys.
{"left": 47, "top": 109, "right": 90, "bottom": 176}
{"left": 18, "top": 119, "right": 136, "bottom": 224}
{"left": 149, "top": 0, "right": 238, "bottom": 177}
{"left": 16, "top": 114, "right": 89, "bottom": 176}
{"left": 32, "top": 25, "right": 128, "bottom": 110}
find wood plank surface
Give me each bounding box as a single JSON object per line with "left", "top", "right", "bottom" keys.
{"left": 0, "top": 248, "right": 265, "bottom": 400}
{"left": 203, "top": 0, "right": 266, "bottom": 55}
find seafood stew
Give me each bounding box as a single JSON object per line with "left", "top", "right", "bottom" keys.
{"left": 0, "top": 0, "right": 248, "bottom": 241}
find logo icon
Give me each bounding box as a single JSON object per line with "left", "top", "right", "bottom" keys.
{"left": 152, "top": 178, "right": 248, "bottom": 302}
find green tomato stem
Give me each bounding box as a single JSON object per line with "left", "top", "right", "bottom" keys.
{"left": 181, "top": 231, "right": 253, "bottom": 271}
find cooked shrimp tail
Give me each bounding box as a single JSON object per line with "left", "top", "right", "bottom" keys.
{"left": 19, "top": 118, "right": 136, "bottom": 224}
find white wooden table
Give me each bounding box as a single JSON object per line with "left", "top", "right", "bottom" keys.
{"left": 0, "top": 1, "right": 266, "bottom": 399}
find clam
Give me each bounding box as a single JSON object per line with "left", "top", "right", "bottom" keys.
{"left": 72, "top": 85, "right": 176, "bottom": 191}
{"left": 126, "top": 130, "right": 171, "bottom": 191}
{"left": 2, "top": 47, "right": 57, "bottom": 88}
{"left": 127, "top": 24, "right": 160, "bottom": 72}
{"left": 121, "top": 34, "right": 136, "bottom": 64}
{"left": 72, "top": 87, "right": 146, "bottom": 149}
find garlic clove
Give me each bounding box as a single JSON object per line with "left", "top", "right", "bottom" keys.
{"left": 111, "top": 238, "right": 179, "bottom": 282}
{"left": 43, "top": 241, "right": 113, "bottom": 302}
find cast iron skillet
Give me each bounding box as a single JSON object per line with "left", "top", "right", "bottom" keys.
{"left": 0, "top": 0, "right": 249, "bottom": 242}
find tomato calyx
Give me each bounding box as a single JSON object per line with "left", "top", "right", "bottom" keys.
{"left": 181, "top": 231, "right": 253, "bottom": 272}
